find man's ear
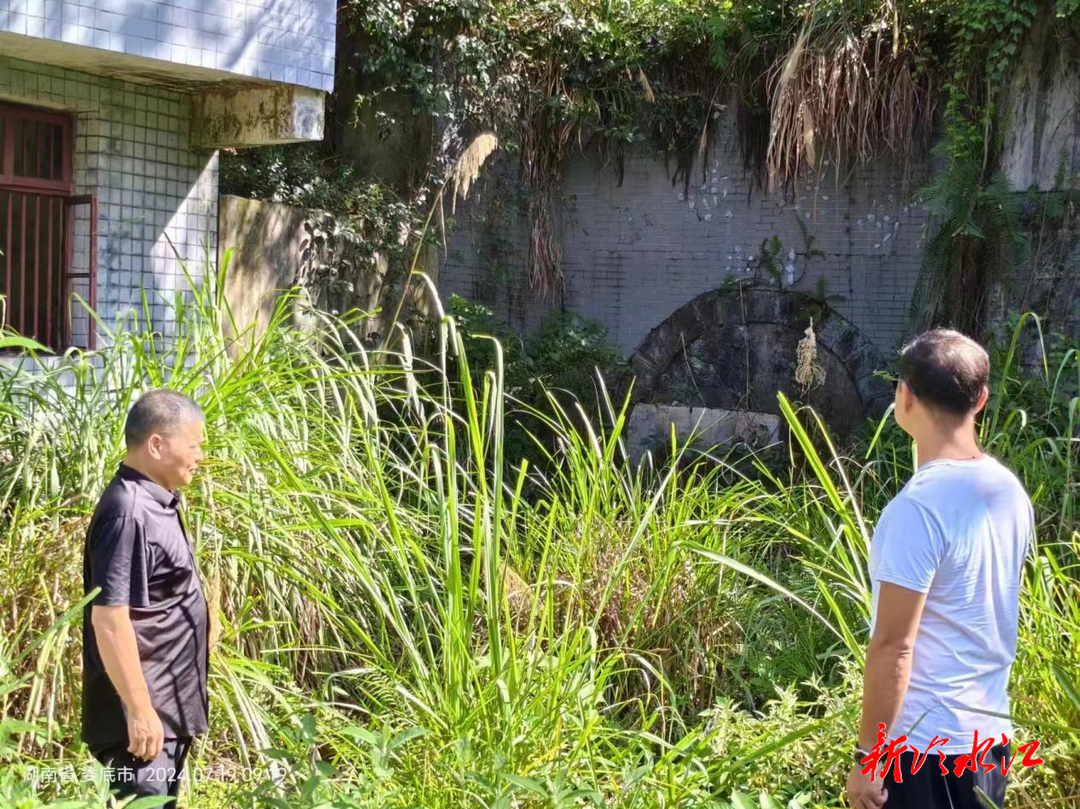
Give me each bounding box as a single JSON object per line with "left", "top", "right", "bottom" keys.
{"left": 898, "top": 380, "right": 914, "bottom": 411}
{"left": 146, "top": 434, "right": 164, "bottom": 460}
{"left": 973, "top": 385, "right": 989, "bottom": 416}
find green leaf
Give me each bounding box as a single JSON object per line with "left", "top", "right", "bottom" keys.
{"left": 730, "top": 792, "right": 757, "bottom": 809}
{"left": 502, "top": 773, "right": 547, "bottom": 796}
{"left": 300, "top": 773, "right": 322, "bottom": 802}
{"left": 974, "top": 785, "right": 1004, "bottom": 809}
{"left": 121, "top": 797, "right": 178, "bottom": 808}
{"left": 0, "top": 334, "right": 50, "bottom": 352}
{"left": 389, "top": 726, "right": 429, "bottom": 750}
{"left": 315, "top": 760, "right": 339, "bottom": 777}
{"left": 341, "top": 726, "right": 379, "bottom": 746}
{"left": 759, "top": 793, "right": 785, "bottom": 809}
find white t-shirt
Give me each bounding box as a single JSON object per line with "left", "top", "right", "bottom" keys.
{"left": 869, "top": 455, "right": 1033, "bottom": 754}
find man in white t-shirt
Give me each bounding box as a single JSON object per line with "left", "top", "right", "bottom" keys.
{"left": 846, "top": 330, "right": 1034, "bottom": 809}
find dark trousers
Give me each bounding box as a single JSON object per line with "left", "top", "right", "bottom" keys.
{"left": 90, "top": 736, "right": 192, "bottom": 806}
{"left": 881, "top": 744, "right": 1009, "bottom": 808}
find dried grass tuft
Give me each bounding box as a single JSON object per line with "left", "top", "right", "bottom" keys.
{"left": 450, "top": 131, "right": 500, "bottom": 215}
{"left": 638, "top": 68, "right": 656, "bottom": 104}
{"left": 795, "top": 318, "right": 826, "bottom": 394}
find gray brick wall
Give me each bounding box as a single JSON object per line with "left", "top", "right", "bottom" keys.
{"left": 440, "top": 115, "right": 932, "bottom": 356}
{"left": 1, "top": 0, "right": 335, "bottom": 91}
{"left": 1, "top": 55, "right": 217, "bottom": 343}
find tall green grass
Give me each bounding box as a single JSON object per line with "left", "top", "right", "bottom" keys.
{"left": 0, "top": 273, "right": 1077, "bottom": 808}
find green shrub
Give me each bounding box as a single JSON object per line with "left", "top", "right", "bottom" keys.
{"left": 445, "top": 293, "right": 627, "bottom": 467}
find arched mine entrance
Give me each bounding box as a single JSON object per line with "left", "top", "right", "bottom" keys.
{"left": 626, "top": 286, "right": 893, "bottom": 461}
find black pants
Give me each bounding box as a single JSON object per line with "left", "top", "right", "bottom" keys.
{"left": 90, "top": 736, "right": 192, "bottom": 806}
{"left": 881, "top": 744, "right": 1009, "bottom": 808}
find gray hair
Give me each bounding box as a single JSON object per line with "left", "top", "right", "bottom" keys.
{"left": 125, "top": 389, "right": 204, "bottom": 447}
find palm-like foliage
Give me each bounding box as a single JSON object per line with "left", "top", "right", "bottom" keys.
{"left": 910, "top": 153, "right": 1026, "bottom": 336}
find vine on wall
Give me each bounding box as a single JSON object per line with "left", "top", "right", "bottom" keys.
{"left": 911, "top": 0, "right": 1049, "bottom": 337}
{"left": 228, "top": 0, "right": 1079, "bottom": 333}
{"left": 335, "top": 0, "right": 961, "bottom": 304}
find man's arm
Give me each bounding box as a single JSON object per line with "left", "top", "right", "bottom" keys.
{"left": 849, "top": 497, "right": 940, "bottom": 808}
{"left": 87, "top": 516, "right": 162, "bottom": 760}
{"left": 858, "top": 582, "right": 927, "bottom": 748}
{"left": 847, "top": 582, "right": 927, "bottom": 808}
{"left": 91, "top": 605, "right": 164, "bottom": 761}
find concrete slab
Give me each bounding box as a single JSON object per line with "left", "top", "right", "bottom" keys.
{"left": 626, "top": 403, "right": 780, "bottom": 466}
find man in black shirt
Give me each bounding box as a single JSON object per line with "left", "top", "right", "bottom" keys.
{"left": 83, "top": 389, "right": 208, "bottom": 804}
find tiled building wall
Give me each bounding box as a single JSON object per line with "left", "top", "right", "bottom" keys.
{"left": 0, "top": 55, "right": 217, "bottom": 341}
{"left": 440, "top": 116, "right": 933, "bottom": 356}
{"left": 0, "top": 0, "right": 335, "bottom": 91}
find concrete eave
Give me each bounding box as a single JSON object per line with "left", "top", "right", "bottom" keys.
{"left": 191, "top": 85, "right": 325, "bottom": 150}
{"left": 0, "top": 31, "right": 275, "bottom": 92}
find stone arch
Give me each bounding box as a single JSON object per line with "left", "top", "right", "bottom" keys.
{"left": 629, "top": 286, "right": 893, "bottom": 437}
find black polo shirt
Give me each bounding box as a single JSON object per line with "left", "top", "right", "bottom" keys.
{"left": 82, "top": 464, "right": 208, "bottom": 746}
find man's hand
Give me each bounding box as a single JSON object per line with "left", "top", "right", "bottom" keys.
{"left": 126, "top": 701, "right": 164, "bottom": 761}
{"left": 91, "top": 605, "right": 163, "bottom": 761}
{"left": 846, "top": 765, "right": 887, "bottom": 809}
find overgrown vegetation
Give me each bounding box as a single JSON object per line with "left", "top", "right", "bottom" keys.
{"left": 222, "top": 0, "right": 1080, "bottom": 339}
{"left": 0, "top": 264, "right": 1077, "bottom": 806}
{"left": 337, "top": 0, "right": 947, "bottom": 299}
{"left": 219, "top": 141, "right": 423, "bottom": 336}
{"left": 909, "top": 0, "right": 1040, "bottom": 337}
{"left": 910, "top": 148, "right": 1026, "bottom": 335}
{"left": 443, "top": 293, "right": 626, "bottom": 466}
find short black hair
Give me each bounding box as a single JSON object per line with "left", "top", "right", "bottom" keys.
{"left": 898, "top": 329, "right": 990, "bottom": 417}
{"left": 125, "top": 389, "right": 204, "bottom": 447}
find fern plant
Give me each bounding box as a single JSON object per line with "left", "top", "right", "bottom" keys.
{"left": 910, "top": 150, "right": 1026, "bottom": 337}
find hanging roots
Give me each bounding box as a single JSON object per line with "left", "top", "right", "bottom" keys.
{"left": 796, "top": 318, "right": 827, "bottom": 394}
{"left": 767, "top": 21, "right": 934, "bottom": 190}
{"left": 527, "top": 193, "right": 564, "bottom": 299}
{"left": 519, "top": 56, "right": 573, "bottom": 302}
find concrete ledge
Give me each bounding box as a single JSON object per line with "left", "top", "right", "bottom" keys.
{"left": 192, "top": 86, "right": 324, "bottom": 150}
{"left": 627, "top": 404, "right": 780, "bottom": 467}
